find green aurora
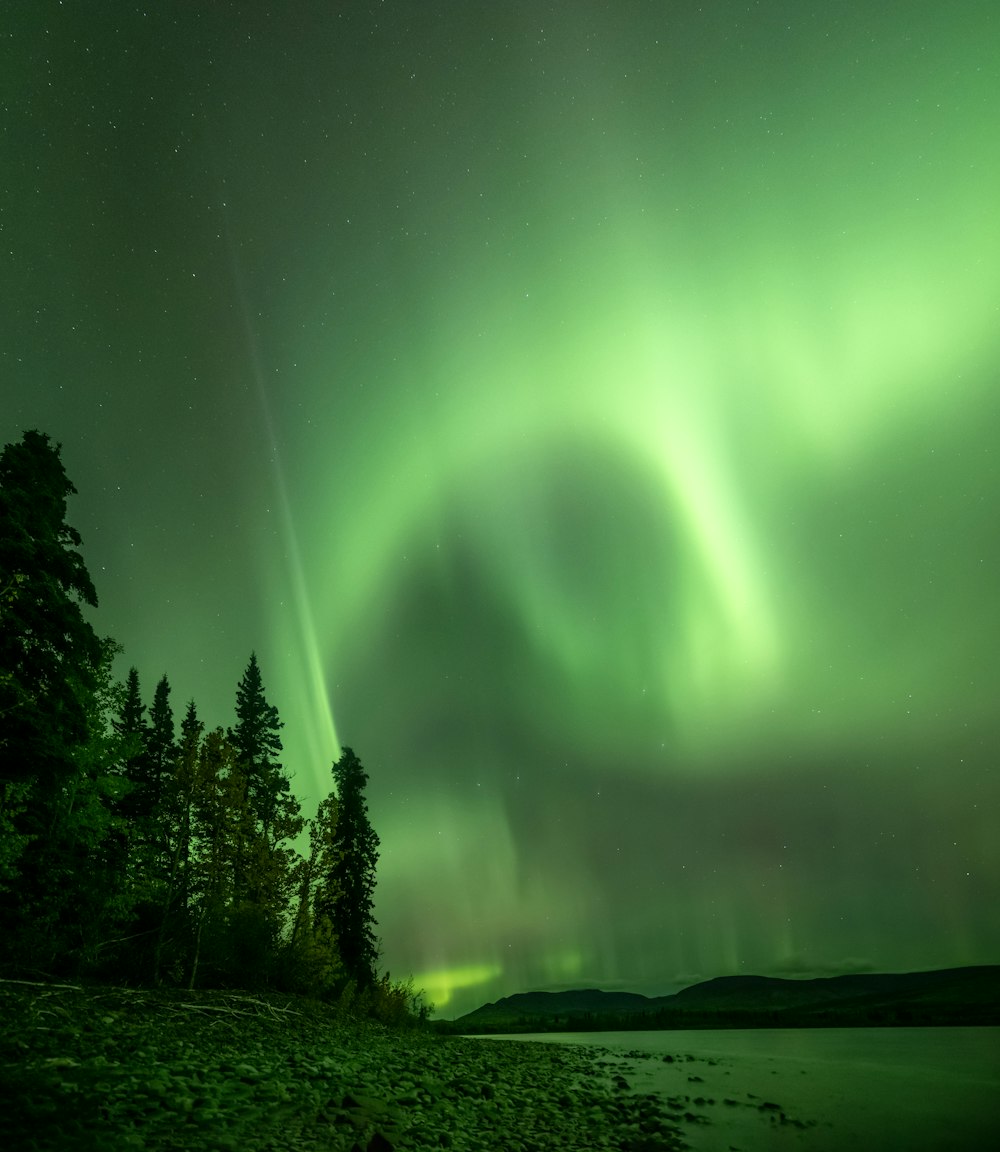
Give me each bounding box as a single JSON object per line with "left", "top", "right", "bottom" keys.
{"left": 5, "top": 1, "right": 999, "bottom": 1015}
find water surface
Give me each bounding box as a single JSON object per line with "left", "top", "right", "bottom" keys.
{"left": 483, "top": 1027, "right": 1000, "bottom": 1151}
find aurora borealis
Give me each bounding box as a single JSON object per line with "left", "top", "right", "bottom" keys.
{"left": 5, "top": 1, "right": 999, "bottom": 1017}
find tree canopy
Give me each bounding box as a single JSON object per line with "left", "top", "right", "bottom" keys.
{"left": 0, "top": 430, "right": 103, "bottom": 786}
{"left": 0, "top": 429, "right": 415, "bottom": 1018}
{"left": 323, "top": 746, "right": 380, "bottom": 987}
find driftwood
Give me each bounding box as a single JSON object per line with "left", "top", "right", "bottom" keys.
{"left": 0, "top": 978, "right": 83, "bottom": 991}
{"left": 167, "top": 995, "right": 303, "bottom": 1020}
{"left": 1, "top": 980, "right": 304, "bottom": 1023}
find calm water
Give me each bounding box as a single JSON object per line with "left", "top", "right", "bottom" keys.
{"left": 481, "top": 1027, "right": 1000, "bottom": 1151}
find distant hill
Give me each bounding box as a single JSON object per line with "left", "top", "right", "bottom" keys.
{"left": 473, "top": 989, "right": 653, "bottom": 1017}
{"left": 447, "top": 965, "right": 1000, "bottom": 1032}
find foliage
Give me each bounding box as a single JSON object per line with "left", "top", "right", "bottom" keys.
{"left": 320, "top": 747, "right": 380, "bottom": 987}
{"left": 113, "top": 666, "right": 147, "bottom": 800}
{"left": 0, "top": 429, "right": 424, "bottom": 1027}
{"left": 0, "top": 431, "right": 103, "bottom": 789}
{"left": 283, "top": 792, "right": 343, "bottom": 996}
{"left": 0, "top": 431, "right": 113, "bottom": 962}
{"left": 0, "top": 637, "right": 131, "bottom": 974}
{"left": 363, "top": 973, "right": 434, "bottom": 1028}
{"left": 231, "top": 653, "right": 299, "bottom": 847}
{"left": 0, "top": 980, "right": 391, "bottom": 1152}
{"left": 0, "top": 780, "right": 33, "bottom": 891}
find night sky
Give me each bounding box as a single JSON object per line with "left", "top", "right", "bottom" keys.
{"left": 4, "top": 1, "right": 999, "bottom": 1017}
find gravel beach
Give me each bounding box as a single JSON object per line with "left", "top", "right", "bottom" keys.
{"left": 0, "top": 982, "right": 686, "bottom": 1151}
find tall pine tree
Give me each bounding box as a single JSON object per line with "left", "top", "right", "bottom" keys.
{"left": 146, "top": 675, "right": 176, "bottom": 820}
{"left": 0, "top": 431, "right": 106, "bottom": 970}
{"left": 320, "top": 747, "right": 380, "bottom": 987}
{"left": 114, "top": 667, "right": 146, "bottom": 756}
{"left": 186, "top": 727, "right": 243, "bottom": 988}
{"left": 0, "top": 430, "right": 103, "bottom": 788}
{"left": 166, "top": 699, "right": 204, "bottom": 916}
{"left": 226, "top": 654, "right": 303, "bottom": 983}
{"left": 230, "top": 653, "right": 291, "bottom": 844}
{"left": 287, "top": 791, "right": 342, "bottom": 994}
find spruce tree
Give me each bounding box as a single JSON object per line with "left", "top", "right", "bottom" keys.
{"left": 113, "top": 666, "right": 148, "bottom": 826}
{"left": 231, "top": 653, "right": 288, "bottom": 842}
{"left": 0, "top": 430, "right": 102, "bottom": 788}
{"left": 115, "top": 667, "right": 146, "bottom": 751}
{"left": 148, "top": 690, "right": 194, "bottom": 983}
{"left": 62, "top": 639, "right": 138, "bottom": 973}
{"left": 169, "top": 699, "right": 204, "bottom": 898}
{"left": 164, "top": 699, "right": 204, "bottom": 941}
{"left": 146, "top": 674, "right": 176, "bottom": 818}
{"left": 320, "top": 746, "right": 380, "bottom": 986}
{"left": 227, "top": 654, "right": 303, "bottom": 982}
{"left": 187, "top": 727, "right": 242, "bottom": 988}
{"left": 287, "top": 792, "right": 342, "bottom": 994}
{"left": 0, "top": 431, "right": 107, "bottom": 969}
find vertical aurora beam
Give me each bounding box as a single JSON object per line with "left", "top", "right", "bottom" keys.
{"left": 219, "top": 197, "right": 340, "bottom": 784}
{"left": 265, "top": 458, "right": 341, "bottom": 780}
{"left": 252, "top": 390, "right": 340, "bottom": 782}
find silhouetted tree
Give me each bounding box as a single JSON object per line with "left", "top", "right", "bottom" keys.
{"left": 0, "top": 430, "right": 103, "bottom": 788}
{"left": 0, "top": 431, "right": 107, "bottom": 969}
{"left": 107, "top": 669, "right": 176, "bottom": 978}
{"left": 0, "top": 430, "right": 411, "bottom": 1005}
{"left": 148, "top": 691, "right": 198, "bottom": 983}
{"left": 286, "top": 791, "right": 342, "bottom": 994}
{"left": 115, "top": 669, "right": 175, "bottom": 839}
{"left": 146, "top": 675, "right": 176, "bottom": 817}
{"left": 319, "top": 746, "right": 379, "bottom": 986}
{"left": 186, "top": 727, "right": 242, "bottom": 987}
{"left": 114, "top": 668, "right": 146, "bottom": 769}
{"left": 111, "top": 666, "right": 150, "bottom": 879}
{"left": 229, "top": 654, "right": 303, "bottom": 914}
{"left": 63, "top": 639, "right": 136, "bottom": 972}
{"left": 165, "top": 699, "right": 203, "bottom": 916}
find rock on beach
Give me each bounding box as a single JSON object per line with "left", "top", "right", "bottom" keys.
{"left": 319, "top": 1031, "right": 688, "bottom": 1151}
{"left": 0, "top": 982, "right": 686, "bottom": 1151}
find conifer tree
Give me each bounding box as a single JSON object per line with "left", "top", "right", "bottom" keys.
{"left": 320, "top": 746, "right": 380, "bottom": 986}
{"left": 111, "top": 666, "right": 163, "bottom": 954}
{"left": 0, "top": 431, "right": 106, "bottom": 969}
{"left": 146, "top": 674, "right": 176, "bottom": 818}
{"left": 115, "top": 667, "right": 146, "bottom": 753}
{"left": 168, "top": 699, "right": 204, "bottom": 905}
{"left": 115, "top": 670, "right": 175, "bottom": 838}
{"left": 0, "top": 430, "right": 102, "bottom": 788}
{"left": 64, "top": 639, "right": 137, "bottom": 971}
{"left": 152, "top": 697, "right": 201, "bottom": 983}
{"left": 187, "top": 727, "right": 242, "bottom": 987}
{"left": 287, "top": 792, "right": 342, "bottom": 993}
{"left": 231, "top": 653, "right": 287, "bottom": 838}
{"left": 113, "top": 667, "right": 148, "bottom": 829}
{"left": 229, "top": 654, "right": 303, "bottom": 907}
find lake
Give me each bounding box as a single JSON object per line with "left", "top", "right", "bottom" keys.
{"left": 476, "top": 1027, "right": 1000, "bottom": 1151}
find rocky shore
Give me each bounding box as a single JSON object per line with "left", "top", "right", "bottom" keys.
{"left": 0, "top": 981, "right": 686, "bottom": 1151}
{"left": 287, "top": 1031, "right": 688, "bottom": 1152}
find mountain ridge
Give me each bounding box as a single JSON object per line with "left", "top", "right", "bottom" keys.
{"left": 445, "top": 965, "right": 1000, "bottom": 1032}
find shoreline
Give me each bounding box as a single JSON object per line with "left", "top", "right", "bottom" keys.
{"left": 8, "top": 982, "right": 995, "bottom": 1150}
{"left": 0, "top": 981, "right": 687, "bottom": 1151}
{"left": 483, "top": 1027, "right": 1000, "bottom": 1152}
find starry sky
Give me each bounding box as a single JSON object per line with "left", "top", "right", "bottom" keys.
{"left": 4, "top": 1, "right": 999, "bottom": 1018}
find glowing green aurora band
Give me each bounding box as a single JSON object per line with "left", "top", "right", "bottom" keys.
{"left": 8, "top": 2, "right": 997, "bottom": 1017}
{"left": 248, "top": 4, "right": 1000, "bottom": 1014}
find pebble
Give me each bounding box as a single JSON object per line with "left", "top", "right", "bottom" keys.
{"left": 293, "top": 1029, "right": 688, "bottom": 1151}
